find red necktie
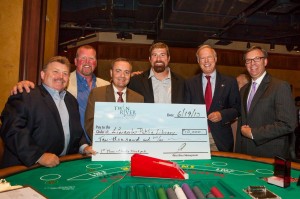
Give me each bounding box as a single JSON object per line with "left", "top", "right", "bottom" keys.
{"left": 117, "top": 92, "right": 124, "bottom": 102}
{"left": 205, "top": 76, "right": 212, "bottom": 112}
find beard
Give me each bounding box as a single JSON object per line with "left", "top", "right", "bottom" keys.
{"left": 80, "top": 65, "right": 94, "bottom": 76}
{"left": 153, "top": 62, "right": 166, "bottom": 73}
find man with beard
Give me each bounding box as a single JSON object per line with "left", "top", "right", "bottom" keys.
{"left": 0, "top": 56, "right": 95, "bottom": 168}
{"left": 10, "top": 45, "right": 110, "bottom": 144}
{"left": 85, "top": 58, "right": 144, "bottom": 141}
{"left": 185, "top": 45, "right": 241, "bottom": 152}
{"left": 128, "top": 42, "right": 186, "bottom": 103}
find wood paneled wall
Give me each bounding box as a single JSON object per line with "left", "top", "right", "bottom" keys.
{"left": 62, "top": 41, "right": 300, "bottom": 70}
{"left": 61, "top": 41, "right": 300, "bottom": 97}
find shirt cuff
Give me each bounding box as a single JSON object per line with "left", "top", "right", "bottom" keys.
{"left": 79, "top": 144, "right": 89, "bottom": 154}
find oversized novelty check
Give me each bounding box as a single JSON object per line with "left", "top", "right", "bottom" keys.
{"left": 92, "top": 102, "right": 210, "bottom": 161}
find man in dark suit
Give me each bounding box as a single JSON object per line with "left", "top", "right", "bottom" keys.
{"left": 0, "top": 56, "right": 95, "bottom": 168}
{"left": 85, "top": 58, "right": 144, "bottom": 141}
{"left": 185, "top": 45, "right": 241, "bottom": 152}
{"left": 235, "top": 46, "right": 297, "bottom": 158}
{"left": 128, "top": 42, "right": 186, "bottom": 103}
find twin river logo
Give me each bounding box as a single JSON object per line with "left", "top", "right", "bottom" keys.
{"left": 114, "top": 105, "right": 136, "bottom": 119}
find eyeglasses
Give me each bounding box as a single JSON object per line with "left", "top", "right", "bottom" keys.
{"left": 245, "top": 56, "right": 265, "bottom": 64}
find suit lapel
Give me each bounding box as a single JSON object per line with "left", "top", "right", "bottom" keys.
{"left": 171, "top": 72, "right": 177, "bottom": 103}
{"left": 243, "top": 83, "right": 251, "bottom": 115}
{"left": 143, "top": 70, "right": 154, "bottom": 102}
{"left": 40, "top": 86, "right": 65, "bottom": 136}
{"left": 248, "top": 73, "right": 270, "bottom": 114}
{"left": 210, "top": 72, "right": 224, "bottom": 111}
{"left": 195, "top": 74, "right": 205, "bottom": 103}
{"left": 106, "top": 84, "right": 116, "bottom": 102}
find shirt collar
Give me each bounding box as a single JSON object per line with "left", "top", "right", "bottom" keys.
{"left": 251, "top": 71, "right": 266, "bottom": 85}
{"left": 76, "top": 71, "right": 97, "bottom": 84}
{"left": 148, "top": 67, "right": 171, "bottom": 80}
{"left": 202, "top": 70, "right": 216, "bottom": 80}
{"left": 42, "top": 83, "right": 66, "bottom": 100}
{"left": 112, "top": 84, "right": 127, "bottom": 94}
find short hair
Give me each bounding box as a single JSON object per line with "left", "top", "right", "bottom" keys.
{"left": 149, "top": 42, "right": 170, "bottom": 57}
{"left": 76, "top": 45, "right": 96, "bottom": 58}
{"left": 243, "top": 46, "right": 268, "bottom": 60}
{"left": 196, "top": 44, "right": 217, "bottom": 59}
{"left": 111, "top": 57, "right": 132, "bottom": 70}
{"left": 43, "top": 56, "right": 71, "bottom": 71}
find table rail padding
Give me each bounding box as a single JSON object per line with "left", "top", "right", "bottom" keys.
{"left": 1, "top": 152, "right": 299, "bottom": 178}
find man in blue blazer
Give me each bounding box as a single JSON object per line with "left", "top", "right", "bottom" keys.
{"left": 235, "top": 46, "right": 297, "bottom": 158}
{"left": 0, "top": 56, "right": 95, "bottom": 168}
{"left": 185, "top": 45, "right": 241, "bottom": 152}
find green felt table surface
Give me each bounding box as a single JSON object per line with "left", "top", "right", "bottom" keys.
{"left": 3, "top": 155, "right": 300, "bottom": 199}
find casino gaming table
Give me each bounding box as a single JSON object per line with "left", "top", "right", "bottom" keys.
{"left": 1, "top": 152, "right": 299, "bottom": 198}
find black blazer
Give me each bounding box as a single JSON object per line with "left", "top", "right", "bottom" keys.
{"left": 128, "top": 69, "right": 186, "bottom": 103}
{"left": 0, "top": 85, "right": 85, "bottom": 168}
{"left": 185, "top": 72, "right": 241, "bottom": 152}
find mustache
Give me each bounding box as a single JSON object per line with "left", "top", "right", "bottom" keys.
{"left": 54, "top": 78, "right": 66, "bottom": 83}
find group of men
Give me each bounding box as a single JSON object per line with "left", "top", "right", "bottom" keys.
{"left": 0, "top": 42, "right": 297, "bottom": 168}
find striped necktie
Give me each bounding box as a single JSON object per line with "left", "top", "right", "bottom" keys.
{"left": 117, "top": 92, "right": 124, "bottom": 102}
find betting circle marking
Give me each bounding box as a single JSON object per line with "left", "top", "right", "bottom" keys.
{"left": 256, "top": 169, "right": 273, "bottom": 174}
{"left": 40, "top": 174, "right": 61, "bottom": 181}
{"left": 86, "top": 164, "right": 103, "bottom": 169}
{"left": 212, "top": 162, "right": 227, "bottom": 167}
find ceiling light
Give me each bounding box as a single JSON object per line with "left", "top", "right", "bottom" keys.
{"left": 63, "top": 46, "right": 68, "bottom": 53}
{"left": 270, "top": 43, "right": 275, "bottom": 51}
{"left": 286, "top": 44, "right": 294, "bottom": 51}
{"left": 215, "top": 40, "right": 232, "bottom": 46}
{"left": 116, "top": 32, "right": 132, "bottom": 40}
{"left": 246, "top": 42, "right": 250, "bottom": 49}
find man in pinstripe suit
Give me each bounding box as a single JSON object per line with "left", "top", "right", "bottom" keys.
{"left": 235, "top": 46, "right": 297, "bottom": 158}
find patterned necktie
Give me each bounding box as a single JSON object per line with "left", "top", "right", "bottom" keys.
{"left": 247, "top": 82, "right": 257, "bottom": 111}
{"left": 205, "top": 76, "right": 212, "bottom": 112}
{"left": 117, "top": 92, "right": 124, "bottom": 102}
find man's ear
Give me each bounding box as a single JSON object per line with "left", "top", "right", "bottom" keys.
{"left": 40, "top": 70, "right": 45, "bottom": 81}
{"left": 264, "top": 58, "right": 268, "bottom": 67}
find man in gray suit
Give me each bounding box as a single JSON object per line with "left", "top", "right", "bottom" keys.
{"left": 85, "top": 58, "right": 144, "bottom": 141}
{"left": 235, "top": 46, "right": 297, "bottom": 158}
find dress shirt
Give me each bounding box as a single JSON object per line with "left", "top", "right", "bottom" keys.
{"left": 76, "top": 71, "right": 97, "bottom": 143}
{"left": 149, "top": 68, "right": 172, "bottom": 103}
{"left": 43, "top": 84, "right": 70, "bottom": 156}
{"left": 247, "top": 71, "right": 266, "bottom": 103}
{"left": 112, "top": 85, "right": 127, "bottom": 102}
{"left": 202, "top": 70, "right": 216, "bottom": 98}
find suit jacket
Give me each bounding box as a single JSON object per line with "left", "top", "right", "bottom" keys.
{"left": 235, "top": 73, "right": 297, "bottom": 158}
{"left": 128, "top": 69, "right": 186, "bottom": 103}
{"left": 0, "top": 85, "right": 85, "bottom": 168}
{"left": 85, "top": 84, "right": 144, "bottom": 140}
{"left": 67, "top": 70, "right": 110, "bottom": 98}
{"left": 185, "top": 72, "right": 241, "bottom": 152}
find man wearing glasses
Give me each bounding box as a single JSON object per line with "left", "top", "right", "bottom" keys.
{"left": 235, "top": 46, "right": 297, "bottom": 159}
